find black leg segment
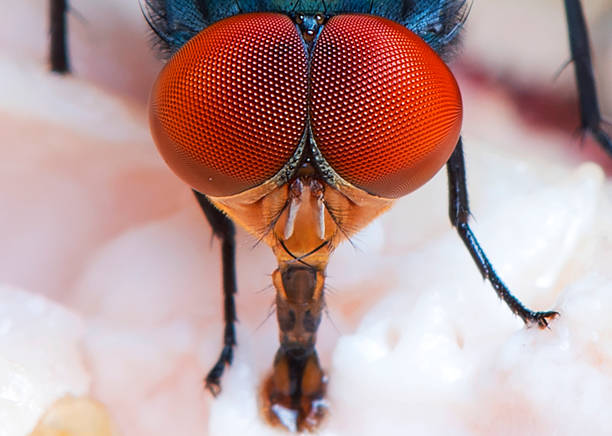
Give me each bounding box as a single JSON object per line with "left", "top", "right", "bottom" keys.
{"left": 49, "top": 0, "right": 70, "bottom": 73}
{"left": 193, "top": 190, "right": 238, "bottom": 395}
{"left": 446, "top": 139, "right": 558, "bottom": 328}
{"left": 563, "top": 0, "right": 611, "bottom": 154}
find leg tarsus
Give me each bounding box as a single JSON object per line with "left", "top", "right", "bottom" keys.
{"left": 205, "top": 344, "right": 234, "bottom": 396}
{"left": 193, "top": 190, "right": 238, "bottom": 395}
{"left": 447, "top": 139, "right": 558, "bottom": 328}
{"left": 563, "top": 0, "right": 611, "bottom": 155}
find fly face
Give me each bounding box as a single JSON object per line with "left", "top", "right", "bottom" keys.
{"left": 148, "top": 4, "right": 463, "bottom": 430}
{"left": 142, "top": 0, "right": 612, "bottom": 431}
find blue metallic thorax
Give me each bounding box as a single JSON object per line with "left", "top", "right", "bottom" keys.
{"left": 145, "top": 0, "right": 467, "bottom": 60}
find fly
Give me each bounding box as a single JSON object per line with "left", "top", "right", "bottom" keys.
{"left": 48, "top": 0, "right": 612, "bottom": 432}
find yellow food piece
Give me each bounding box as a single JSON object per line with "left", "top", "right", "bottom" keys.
{"left": 29, "top": 396, "right": 120, "bottom": 436}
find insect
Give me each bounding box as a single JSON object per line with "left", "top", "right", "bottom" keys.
{"left": 48, "top": 0, "right": 611, "bottom": 432}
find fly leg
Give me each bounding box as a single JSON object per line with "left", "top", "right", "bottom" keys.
{"left": 49, "top": 0, "right": 70, "bottom": 73}
{"left": 446, "top": 139, "right": 559, "bottom": 328}
{"left": 563, "top": 0, "right": 611, "bottom": 154}
{"left": 193, "top": 190, "right": 237, "bottom": 395}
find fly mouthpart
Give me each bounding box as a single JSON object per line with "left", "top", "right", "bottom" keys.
{"left": 317, "top": 199, "right": 325, "bottom": 240}
{"left": 282, "top": 177, "right": 327, "bottom": 242}
{"left": 284, "top": 195, "right": 302, "bottom": 239}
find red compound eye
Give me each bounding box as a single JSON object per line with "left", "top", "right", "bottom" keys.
{"left": 150, "top": 13, "right": 308, "bottom": 197}
{"left": 310, "top": 15, "right": 463, "bottom": 198}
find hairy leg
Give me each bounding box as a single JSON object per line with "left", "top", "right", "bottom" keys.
{"left": 446, "top": 138, "right": 558, "bottom": 327}
{"left": 193, "top": 190, "right": 238, "bottom": 395}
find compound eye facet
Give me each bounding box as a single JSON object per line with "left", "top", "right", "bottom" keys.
{"left": 150, "top": 13, "right": 308, "bottom": 197}
{"left": 310, "top": 15, "right": 463, "bottom": 199}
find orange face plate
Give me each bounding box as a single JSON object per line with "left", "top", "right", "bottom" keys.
{"left": 149, "top": 13, "right": 462, "bottom": 199}
{"left": 150, "top": 13, "right": 308, "bottom": 197}
{"left": 310, "top": 15, "right": 463, "bottom": 198}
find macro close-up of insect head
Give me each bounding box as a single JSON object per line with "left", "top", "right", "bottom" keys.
{"left": 1, "top": 0, "right": 612, "bottom": 435}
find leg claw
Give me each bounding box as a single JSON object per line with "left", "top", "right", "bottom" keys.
{"left": 205, "top": 378, "right": 222, "bottom": 397}
{"left": 203, "top": 346, "right": 233, "bottom": 397}
{"left": 526, "top": 310, "right": 559, "bottom": 329}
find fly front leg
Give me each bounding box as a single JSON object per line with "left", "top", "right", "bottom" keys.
{"left": 563, "top": 0, "right": 611, "bottom": 154}
{"left": 193, "top": 190, "right": 237, "bottom": 395}
{"left": 446, "top": 139, "right": 559, "bottom": 328}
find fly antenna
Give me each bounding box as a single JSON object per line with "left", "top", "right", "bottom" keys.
{"left": 279, "top": 239, "right": 314, "bottom": 268}
{"left": 293, "top": 239, "right": 330, "bottom": 263}
{"left": 234, "top": 0, "right": 243, "bottom": 13}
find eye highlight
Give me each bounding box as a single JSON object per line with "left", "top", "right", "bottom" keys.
{"left": 149, "top": 13, "right": 309, "bottom": 197}
{"left": 309, "top": 15, "right": 463, "bottom": 198}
